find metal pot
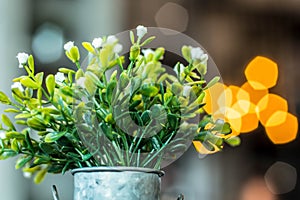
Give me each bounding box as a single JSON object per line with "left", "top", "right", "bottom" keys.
{"left": 71, "top": 167, "right": 164, "bottom": 200}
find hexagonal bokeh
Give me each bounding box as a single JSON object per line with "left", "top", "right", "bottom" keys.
{"left": 245, "top": 56, "right": 278, "bottom": 90}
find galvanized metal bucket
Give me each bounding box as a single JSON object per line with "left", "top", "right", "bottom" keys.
{"left": 71, "top": 167, "right": 164, "bottom": 200}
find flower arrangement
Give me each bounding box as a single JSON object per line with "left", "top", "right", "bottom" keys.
{"left": 0, "top": 25, "right": 238, "bottom": 183}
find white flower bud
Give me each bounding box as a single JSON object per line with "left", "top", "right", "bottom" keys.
{"left": 113, "top": 44, "right": 123, "bottom": 54}
{"left": 11, "top": 82, "right": 24, "bottom": 92}
{"left": 174, "top": 63, "right": 185, "bottom": 76}
{"left": 0, "top": 130, "right": 6, "bottom": 139}
{"left": 16, "top": 52, "right": 29, "bottom": 68}
{"left": 92, "top": 37, "right": 103, "bottom": 48}
{"left": 190, "top": 47, "right": 204, "bottom": 60}
{"left": 106, "top": 35, "right": 117, "bottom": 44}
{"left": 54, "top": 72, "right": 65, "bottom": 83}
{"left": 136, "top": 25, "right": 147, "bottom": 39}
{"left": 64, "top": 41, "right": 74, "bottom": 51}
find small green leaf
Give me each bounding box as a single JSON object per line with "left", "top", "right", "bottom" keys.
{"left": 2, "top": 114, "right": 15, "bottom": 130}
{"left": 58, "top": 68, "right": 76, "bottom": 74}
{"left": 6, "top": 131, "right": 25, "bottom": 139}
{"left": 15, "top": 155, "right": 32, "bottom": 169}
{"left": 27, "top": 55, "right": 34, "bottom": 73}
{"left": 20, "top": 77, "right": 39, "bottom": 89}
{"left": 140, "top": 36, "right": 155, "bottom": 46}
{"left": 39, "top": 142, "right": 56, "bottom": 154}
{"left": 226, "top": 137, "right": 241, "bottom": 147}
{"left": 0, "top": 150, "right": 17, "bottom": 160}
{"left": 205, "top": 76, "right": 220, "bottom": 89}
{"left": 130, "top": 31, "right": 135, "bottom": 44}
{"left": 0, "top": 91, "right": 11, "bottom": 104}
{"left": 35, "top": 72, "right": 44, "bottom": 86}
{"left": 34, "top": 168, "right": 47, "bottom": 184}
{"left": 82, "top": 42, "right": 95, "bottom": 54}
{"left": 106, "top": 81, "right": 117, "bottom": 103}
{"left": 182, "top": 45, "right": 191, "bottom": 63}
{"left": 140, "top": 84, "right": 159, "bottom": 97}
{"left": 4, "top": 108, "right": 20, "bottom": 113}
{"left": 46, "top": 74, "right": 55, "bottom": 97}
{"left": 45, "top": 131, "right": 67, "bottom": 143}
{"left": 69, "top": 46, "right": 80, "bottom": 62}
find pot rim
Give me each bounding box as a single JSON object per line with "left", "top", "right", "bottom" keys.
{"left": 71, "top": 166, "right": 165, "bottom": 177}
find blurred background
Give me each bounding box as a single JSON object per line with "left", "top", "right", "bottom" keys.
{"left": 0, "top": 0, "right": 300, "bottom": 199}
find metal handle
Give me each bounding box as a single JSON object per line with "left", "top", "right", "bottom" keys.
{"left": 52, "top": 185, "right": 60, "bottom": 200}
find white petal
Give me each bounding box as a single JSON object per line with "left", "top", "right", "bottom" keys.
{"left": 54, "top": 72, "right": 65, "bottom": 83}
{"left": 16, "top": 52, "right": 29, "bottom": 64}
{"left": 113, "top": 44, "right": 123, "bottom": 54}
{"left": 64, "top": 41, "right": 74, "bottom": 51}
{"left": 0, "top": 131, "right": 6, "bottom": 139}
{"left": 136, "top": 25, "right": 147, "bottom": 39}
{"left": 92, "top": 37, "right": 103, "bottom": 48}
{"left": 190, "top": 47, "right": 204, "bottom": 60}
{"left": 11, "top": 82, "right": 24, "bottom": 92}
{"left": 106, "top": 35, "right": 117, "bottom": 44}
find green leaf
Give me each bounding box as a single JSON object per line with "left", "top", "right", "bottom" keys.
{"left": 205, "top": 76, "right": 220, "bottom": 89}
{"left": 20, "top": 77, "right": 39, "bottom": 89}
{"left": 2, "top": 114, "right": 15, "bottom": 130}
{"left": 15, "top": 155, "right": 33, "bottom": 169}
{"left": 0, "top": 91, "right": 11, "bottom": 104}
{"left": 4, "top": 108, "right": 20, "bottom": 113}
{"left": 130, "top": 31, "right": 135, "bottom": 44}
{"left": 140, "top": 84, "right": 159, "bottom": 97}
{"left": 35, "top": 72, "right": 44, "bottom": 86}
{"left": 226, "top": 137, "right": 241, "bottom": 147}
{"left": 82, "top": 42, "right": 95, "bottom": 54}
{"left": 45, "top": 131, "right": 67, "bottom": 143}
{"left": 58, "top": 68, "right": 76, "bottom": 74}
{"left": 46, "top": 74, "right": 55, "bottom": 97}
{"left": 182, "top": 45, "right": 191, "bottom": 63}
{"left": 106, "top": 81, "right": 117, "bottom": 103}
{"left": 27, "top": 117, "right": 47, "bottom": 131}
{"left": 75, "top": 69, "right": 84, "bottom": 80}
{"left": 69, "top": 46, "right": 80, "bottom": 62}
{"left": 34, "top": 168, "right": 47, "bottom": 184}
{"left": 6, "top": 131, "right": 25, "bottom": 139}
{"left": 27, "top": 55, "right": 34, "bottom": 73}
{"left": 140, "top": 36, "right": 155, "bottom": 46}
{"left": 0, "top": 150, "right": 17, "bottom": 160}
{"left": 100, "top": 48, "right": 109, "bottom": 67}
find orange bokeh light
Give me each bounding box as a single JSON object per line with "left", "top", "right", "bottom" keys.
{"left": 245, "top": 56, "right": 278, "bottom": 90}
{"left": 204, "top": 82, "right": 226, "bottom": 115}
{"left": 241, "top": 82, "right": 269, "bottom": 104}
{"left": 256, "top": 94, "right": 288, "bottom": 126}
{"left": 265, "top": 112, "right": 298, "bottom": 144}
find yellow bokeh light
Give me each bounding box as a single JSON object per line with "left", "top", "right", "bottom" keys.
{"left": 265, "top": 111, "right": 288, "bottom": 127}
{"left": 265, "top": 112, "right": 298, "bottom": 144}
{"left": 224, "top": 107, "right": 242, "bottom": 135}
{"left": 239, "top": 102, "right": 259, "bottom": 133}
{"left": 241, "top": 82, "right": 269, "bottom": 104}
{"left": 245, "top": 56, "right": 278, "bottom": 90}
{"left": 256, "top": 93, "right": 288, "bottom": 126}
{"left": 204, "top": 82, "right": 226, "bottom": 115}
{"left": 227, "top": 85, "right": 250, "bottom": 106}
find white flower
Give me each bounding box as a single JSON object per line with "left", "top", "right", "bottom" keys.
{"left": 54, "top": 72, "right": 65, "bottom": 83}
{"left": 92, "top": 37, "right": 103, "bottom": 48}
{"left": 200, "top": 53, "right": 208, "bottom": 62}
{"left": 113, "top": 44, "right": 123, "bottom": 54}
{"left": 136, "top": 25, "right": 147, "bottom": 39}
{"left": 142, "top": 48, "right": 155, "bottom": 57}
{"left": 11, "top": 82, "right": 24, "bottom": 92}
{"left": 106, "top": 35, "right": 118, "bottom": 44}
{"left": 76, "top": 77, "right": 86, "bottom": 88}
{"left": 16, "top": 52, "right": 29, "bottom": 68}
{"left": 0, "top": 131, "right": 6, "bottom": 139}
{"left": 174, "top": 63, "right": 185, "bottom": 76}
{"left": 64, "top": 41, "right": 74, "bottom": 51}
{"left": 190, "top": 47, "right": 204, "bottom": 60}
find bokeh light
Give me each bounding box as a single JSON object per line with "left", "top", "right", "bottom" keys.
{"left": 265, "top": 161, "right": 297, "bottom": 194}
{"left": 245, "top": 56, "right": 278, "bottom": 90}
{"left": 241, "top": 82, "right": 268, "bottom": 104}
{"left": 256, "top": 94, "right": 288, "bottom": 126}
{"left": 265, "top": 112, "right": 298, "bottom": 144}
